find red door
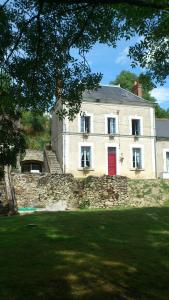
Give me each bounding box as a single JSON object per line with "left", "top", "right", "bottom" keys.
{"left": 108, "top": 147, "right": 116, "bottom": 176}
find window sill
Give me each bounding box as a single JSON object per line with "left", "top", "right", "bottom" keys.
{"left": 130, "top": 168, "right": 145, "bottom": 171}
{"left": 78, "top": 168, "right": 94, "bottom": 171}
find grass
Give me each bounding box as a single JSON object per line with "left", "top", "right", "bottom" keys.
{"left": 0, "top": 208, "right": 169, "bottom": 300}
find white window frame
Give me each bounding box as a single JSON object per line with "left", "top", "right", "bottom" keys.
{"left": 105, "top": 114, "right": 118, "bottom": 134}
{"left": 105, "top": 143, "right": 120, "bottom": 175}
{"left": 130, "top": 144, "right": 144, "bottom": 169}
{"left": 78, "top": 112, "right": 93, "bottom": 133}
{"left": 78, "top": 142, "right": 94, "bottom": 169}
{"left": 129, "top": 116, "right": 143, "bottom": 136}
{"left": 163, "top": 149, "right": 169, "bottom": 172}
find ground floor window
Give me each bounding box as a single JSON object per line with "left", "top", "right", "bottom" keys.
{"left": 132, "top": 148, "right": 142, "bottom": 169}
{"left": 166, "top": 152, "right": 169, "bottom": 172}
{"left": 21, "top": 162, "right": 42, "bottom": 173}
{"left": 81, "top": 146, "right": 91, "bottom": 168}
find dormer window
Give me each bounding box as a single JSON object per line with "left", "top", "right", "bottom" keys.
{"left": 108, "top": 117, "right": 116, "bottom": 134}
{"left": 132, "top": 119, "right": 140, "bottom": 136}
{"left": 81, "top": 116, "right": 90, "bottom": 133}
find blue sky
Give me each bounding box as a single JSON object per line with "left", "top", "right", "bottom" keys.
{"left": 83, "top": 40, "right": 169, "bottom": 109}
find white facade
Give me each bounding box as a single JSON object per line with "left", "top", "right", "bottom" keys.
{"left": 52, "top": 98, "right": 157, "bottom": 179}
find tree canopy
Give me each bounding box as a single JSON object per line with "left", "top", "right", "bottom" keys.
{"left": 0, "top": 0, "right": 169, "bottom": 167}
{"left": 110, "top": 70, "right": 169, "bottom": 118}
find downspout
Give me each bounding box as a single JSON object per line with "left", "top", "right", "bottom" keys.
{"left": 154, "top": 136, "right": 158, "bottom": 179}
{"left": 63, "top": 119, "right": 66, "bottom": 174}
{"left": 153, "top": 108, "right": 157, "bottom": 179}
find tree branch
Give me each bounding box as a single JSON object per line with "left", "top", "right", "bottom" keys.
{"left": 67, "top": 4, "right": 96, "bottom": 49}
{"left": 5, "top": 14, "right": 39, "bottom": 64}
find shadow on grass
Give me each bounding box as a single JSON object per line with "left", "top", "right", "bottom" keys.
{"left": 0, "top": 207, "right": 169, "bottom": 300}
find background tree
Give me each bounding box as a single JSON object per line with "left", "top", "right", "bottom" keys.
{"left": 110, "top": 70, "right": 169, "bottom": 118}
{"left": 21, "top": 112, "right": 51, "bottom": 150}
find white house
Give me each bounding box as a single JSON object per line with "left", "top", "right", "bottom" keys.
{"left": 51, "top": 84, "right": 159, "bottom": 179}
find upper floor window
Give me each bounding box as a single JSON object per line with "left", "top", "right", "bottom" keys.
{"left": 132, "top": 119, "right": 140, "bottom": 136}
{"left": 81, "top": 116, "right": 90, "bottom": 133}
{"left": 107, "top": 117, "right": 116, "bottom": 134}
{"left": 166, "top": 152, "right": 169, "bottom": 172}
{"left": 81, "top": 146, "right": 91, "bottom": 168}
{"left": 132, "top": 148, "right": 142, "bottom": 169}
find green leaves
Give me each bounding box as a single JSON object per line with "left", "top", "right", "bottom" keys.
{"left": 110, "top": 70, "right": 169, "bottom": 118}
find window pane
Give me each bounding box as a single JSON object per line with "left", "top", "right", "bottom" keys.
{"left": 81, "top": 116, "right": 85, "bottom": 132}
{"left": 22, "top": 163, "right": 31, "bottom": 173}
{"left": 132, "top": 119, "right": 140, "bottom": 135}
{"left": 108, "top": 118, "right": 116, "bottom": 134}
{"left": 32, "top": 164, "right": 42, "bottom": 172}
{"left": 81, "top": 116, "right": 90, "bottom": 133}
{"left": 166, "top": 152, "right": 169, "bottom": 172}
{"left": 81, "top": 146, "right": 91, "bottom": 167}
{"left": 85, "top": 117, "right": 90, "bottom": 133}
{"left": 133, "top": 148, "right": 142, "bottom": 169}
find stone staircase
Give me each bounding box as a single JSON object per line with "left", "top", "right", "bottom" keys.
{"left": 45, "top": 150, "right": 62, "bottom": 174}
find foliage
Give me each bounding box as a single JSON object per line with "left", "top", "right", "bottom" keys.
{"left": 1, "top": 1, "right": 169, "bottom": 165}
{"left": 110, "top": 70, "right": 169, "bottom": 118}
{"left": 0, "top": 73, "right": 26, "bottom": 169}
{"left": 0, "top": 208, "right": 169, "bottom": 299}
{"left": 79, "top": 198, "right": 90, "bottom": 209}
{"left": 0, "top": 1, "right": 169, "bottom": 119}
{"left": 21, "top": 112, "right": 51, "bottom": 150}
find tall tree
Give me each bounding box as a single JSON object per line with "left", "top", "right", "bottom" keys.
{"left": 0, "top": 0, "right": 169, "bottom": 165}
{"left": 110, "top": 70, "right": 169, "bottom": 118}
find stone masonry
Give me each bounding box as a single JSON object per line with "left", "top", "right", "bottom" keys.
{"left": 12, "top": 173, "right": 128, "bottom": 210}
{"left": 9, "top": 174, "right": 169, "bottom": 211}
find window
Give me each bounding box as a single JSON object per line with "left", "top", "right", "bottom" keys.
{"left": 166, "top": 152, "right": 169, "bottom": 172}
{"left": 81, "top": 116, "right": 90, "bottom": 133}
{"left": 21, "top": 162, "right": 42, "bottom": 173}
{"left": 132, "top": 119, "right": 140, "bottom": 135}
{"left": 107, "top": 118, "right": 116, "bottom": 134}
{"left": 132, "top": 148, "right": 142, "bottom": 169}
{"left": 81, "top": 146, "right": 91, "bottom": 168}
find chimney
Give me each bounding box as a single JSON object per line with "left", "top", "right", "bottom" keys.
{"left": 133, "top": 81, "right": 142, "bottom": 98}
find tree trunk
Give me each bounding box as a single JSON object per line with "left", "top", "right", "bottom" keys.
{"left": 4, "top": 165, "right": 17, "bottom": 215}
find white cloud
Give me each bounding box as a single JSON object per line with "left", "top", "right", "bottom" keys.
{"left": 115, "top": 47, "right": 129, "bottom": 65}
{"left": 151, "top": 87, "right": 169, "bottom": 104}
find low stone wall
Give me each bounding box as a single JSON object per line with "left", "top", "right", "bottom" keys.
{"left": 78, "top": 176, "right": 128, "bottom": 209}
{"left": 12, "top": 173, "right": 128, "bottom": 210}
{"left": 128, "top": 179, "right": 169, "bottom": 207}
{"left": 12, "top": 174, "right": 169, "bottom": 211}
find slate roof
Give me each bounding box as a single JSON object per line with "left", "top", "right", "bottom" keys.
{"left": 82, "top": 85, "right": 153, "bottom": 107}
{"left": 156, "top": 119, "right": 169, "bottom": 138}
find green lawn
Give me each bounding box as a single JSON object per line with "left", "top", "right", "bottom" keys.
{"left": 0, "top": 208, "right": 169, "bottom": 300}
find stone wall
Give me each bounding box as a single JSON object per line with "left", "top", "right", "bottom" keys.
{"left": 128, "top": 179, "right": 169, "bottom": 207}
{"left": 11, "top": 174, "right": 169, "bottom": 211}
{"left": 78, "top": 176, "right": 128, "bottom": 209}
{"left": 12, "top": 173, "right": 128, "bottom": 210}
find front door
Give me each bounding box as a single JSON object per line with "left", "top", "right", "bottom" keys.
{"left": 108, "top": 147, "right": 116, "bottom": 176}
